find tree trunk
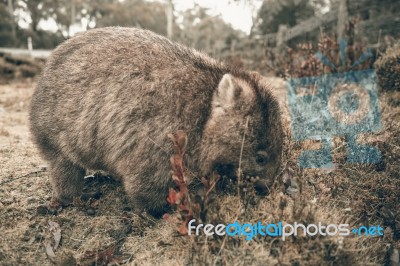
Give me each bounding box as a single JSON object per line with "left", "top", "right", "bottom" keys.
{"left": 166, "top": 0, "right": 173, "bottom": 39}
{"left": 7, "top": 0, "right": 17, "bottom": 46}
{"left": 69, "top": 0, "right": 76, "bottom": 37}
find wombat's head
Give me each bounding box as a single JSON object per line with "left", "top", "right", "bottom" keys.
{"left": 200, "top": 73, "right": 283, "bottom": 191}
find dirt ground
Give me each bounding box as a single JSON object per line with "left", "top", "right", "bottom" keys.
{"left": 0, "top": 80, "right": 399, "bottom": 265}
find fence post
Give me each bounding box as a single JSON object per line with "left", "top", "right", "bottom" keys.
{"left": 28, "top": 37, "right": 33, "bottom": 56}
{"left": 337, "top": 0, "right": 348, "bottom": 39}
{"left": 277, "top": 24, "right": 288, "bottom": 47}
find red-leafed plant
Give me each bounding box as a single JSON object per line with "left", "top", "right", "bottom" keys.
{"left": 165, "top": 130, "right": 194, "bottom": 235}
{"left": 165, "top": 130, "right": 221, "bottom": 236}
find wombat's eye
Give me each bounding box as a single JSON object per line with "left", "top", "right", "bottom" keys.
{"left": 256, "top": 151, "right": 268, "bottom": 166}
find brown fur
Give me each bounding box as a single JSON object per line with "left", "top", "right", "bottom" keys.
{"left": 29, "top": 27, "right": 283, "bottom": 216}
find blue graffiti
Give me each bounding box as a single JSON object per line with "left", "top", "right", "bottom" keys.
{"left": 286, "top": 39, "right": 382, "bottom": 168}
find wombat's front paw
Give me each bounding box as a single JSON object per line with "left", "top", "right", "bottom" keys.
{"left": 127, "top": 196, "right": 169, "bottom": 218}
{"left": 37, "top": 195, "right": 77, "bottom": 215}
{"left": 79, "top": 191, "right": 102, "bottom": 202}
{"left": 36, "top": 198, "right": 64, "bottom": 215}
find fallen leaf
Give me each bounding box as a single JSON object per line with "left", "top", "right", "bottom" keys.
{"left": 390, "top": 248, "right": 399, "bottom": 266}
{"left": 44, "top": 221, "right": 62, "bottom": 262}
{"left": 45, "top": 242, "right": 56, "bottom": 261}
{"left": 48, "top": 221, "right": 61, "bottom": 250}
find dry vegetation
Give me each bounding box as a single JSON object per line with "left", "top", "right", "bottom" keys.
{"left": 0, "top": 52, "right": 43, "bottom": 85}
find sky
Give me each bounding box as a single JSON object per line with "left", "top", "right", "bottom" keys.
{"left": 35, "top": 0, "right": 261, "bottom": 35}
{"left": 172, "top": 0, "right": 262, "bottom": 34}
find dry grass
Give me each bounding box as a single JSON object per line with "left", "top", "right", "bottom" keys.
{"left": 375, "top": 46, "right": 400, "bottom": 91}
{"left": 0, "top": 80, "right": 398, "bottom": 266}
{"left": 0, "top": 54, "right": 43, "bottom": 84}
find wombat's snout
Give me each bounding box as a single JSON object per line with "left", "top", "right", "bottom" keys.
{"left": 214, "top": 163, "right": 236, "bottom": 178}
{"left": 213, "top": 163, "right": 271, "bottom": 196}
{"left": 254, "top": 180, "right": 269, "bottom": 196}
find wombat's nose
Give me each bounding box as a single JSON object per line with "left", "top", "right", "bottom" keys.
{"left": 254, "top": 180, "right": 269, "bottom": 196}
{"left": 214, "top": 163, "right": 236, "bottom": 178}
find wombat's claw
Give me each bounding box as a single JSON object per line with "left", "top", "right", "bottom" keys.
{"left": 79, "top": 191, "right": 102, "bottom": 201}
{"left": 36, "top": 199, "right": 64, "bottom": 215}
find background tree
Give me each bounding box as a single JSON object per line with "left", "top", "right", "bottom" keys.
{"left": 254, "top": 0, "right": 316, "bottom": 35}
{"left": 177, "top": 5, "right": 244, "bottom": 58}
{"left": 90, "top": 0, "right": 170, "bottom": 36}
{"left": 0, "top": 0, "right": 15, "bottom": 46}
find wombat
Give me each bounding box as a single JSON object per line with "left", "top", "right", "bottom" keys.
{"left": 29, "top": 27, "right": 283, "bottom": 216}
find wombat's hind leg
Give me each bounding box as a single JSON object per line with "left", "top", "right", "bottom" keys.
{"left": 49, "top": 157, "right": 86, "bottom": 205}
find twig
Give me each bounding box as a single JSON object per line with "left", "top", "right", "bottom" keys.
{"left": 237, "top": 116, "right": 249, "bottom": 186}
{"left": 146, "top": 135, "right": 168, "bottom": 153}
{"left": 376, "top": 29, "right": 382, "bottom": 58}
{"left": 235, "top": 116, "right": 250, "bottom": 218}
{"left": 214, "top": 235, "right": 227, "bottom": 265}
{"left": 0, "top": 170, "right": 45, "bottom": 186}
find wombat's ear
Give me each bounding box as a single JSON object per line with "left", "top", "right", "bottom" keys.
{"left": 213, "top": 74, "right": 253, "bottom": 111}
{"left": 213, "top": 74, "right": 246, "bottom": 112}
{"left": 215, "top": 74, "right": 235, "bottom": 107}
